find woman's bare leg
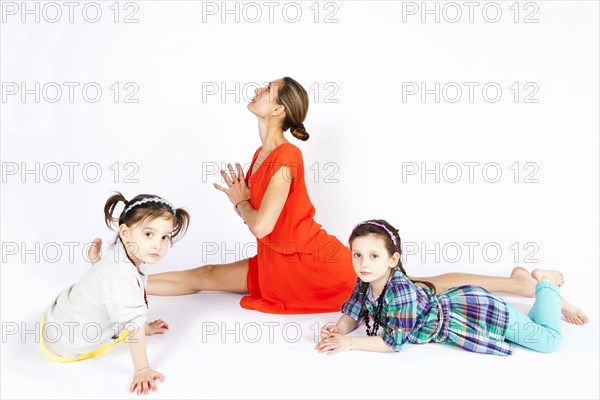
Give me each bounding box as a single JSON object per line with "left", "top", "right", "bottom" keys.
{"left": 413, "top": 266, "right": 536, "bottom": 296}
{"left": 411, "top": 266, "right": 588, "bottom": 325}
{"left": 87, "top": 237, "right": 249, "bottom": 296}
{"left": 147, "top": 259, "right": 249, "bottom": 296}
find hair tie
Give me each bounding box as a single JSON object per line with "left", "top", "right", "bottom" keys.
{"left": 294, "top": 123, "right": 305, "bottom": 130}
{"left": 353, "top": 220, "right": 398, "bottom": 253}
{"left": 123, "top": 197, "right": 177, "bottom": 217}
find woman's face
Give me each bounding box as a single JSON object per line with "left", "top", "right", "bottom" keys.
{"left": 247, "top": 79, "right": 283, "bottom": 118}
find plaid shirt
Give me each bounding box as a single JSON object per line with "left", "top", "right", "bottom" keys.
{"left": 341, "top": 268, "right": 512, "bottom": 356}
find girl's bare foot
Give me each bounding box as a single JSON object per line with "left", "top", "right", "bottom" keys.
{"left": 88, "top": 238, "right": 102, "bottom": 264}
{"left": 531, "top": 269, "right": 564, "bottom": 286}
{"left": 561, "top": 298, "right": 589, "bottom": 326}
{"left": 513, "top": 267, "right": 586, "bottom": 325}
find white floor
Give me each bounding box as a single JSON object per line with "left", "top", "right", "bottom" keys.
{"left": 2, "top": 263, "right": 599, "bottom": 400}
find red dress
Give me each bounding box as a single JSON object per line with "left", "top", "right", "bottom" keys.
{"left": 240, "top": 143, "right": 356, "bottom": 314}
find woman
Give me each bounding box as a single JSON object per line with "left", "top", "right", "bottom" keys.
{"left": 88, "top": 77, "right": 587, "bottom": 322}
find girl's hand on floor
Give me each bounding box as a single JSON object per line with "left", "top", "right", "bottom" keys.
{"left": 130, "top": 368, "right": 164, "bottom": 395}
{"left": 320, "top": 324, "right": 338, "bottom": 340}
{"left": 315, "top": 333, "right": 352, "bottom": 355}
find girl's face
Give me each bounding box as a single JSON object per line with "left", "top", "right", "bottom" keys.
{"left": 351, "top": 234, "right": 399, "bottom": 287}
{"left": 247, "top": 79, "right": 284, "bottom": 119}
{"left": 119, "top": 216, "right": 174, "bottom": 267}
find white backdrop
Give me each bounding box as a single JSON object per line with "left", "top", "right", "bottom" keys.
{"left": 1, "top": 1, "right": 599, "bottom": 399}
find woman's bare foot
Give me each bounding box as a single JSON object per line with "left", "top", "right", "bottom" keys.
{"left": 561, "top": 298, "right": 589, "bottom": 326}
{"left": 88, "top": 238, "right": 102, "bottom": 264}
{"left": 531, "top": 269, "right": 564, "bottom": 286}
{"left": 510, "top": 266, "right": 537, "bottom": 297}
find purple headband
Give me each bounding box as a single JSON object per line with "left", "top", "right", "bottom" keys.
{"left": 353, "top": 220, "right": 398, "bottom": 253}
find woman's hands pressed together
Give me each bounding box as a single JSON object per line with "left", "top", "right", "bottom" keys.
{"left": 213, "top": 163, "right": 250, "bottom": 207}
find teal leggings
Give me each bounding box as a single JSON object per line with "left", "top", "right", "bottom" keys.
{"left": 504, "top": 282, "right": 562, "bottom": 353}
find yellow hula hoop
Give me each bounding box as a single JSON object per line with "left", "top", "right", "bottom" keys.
{"left": 40, "top": 314, "right": 130, "bottom": 362}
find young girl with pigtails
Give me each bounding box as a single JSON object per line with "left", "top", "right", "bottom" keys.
{"left": 41, "top": 192, "right": 190, "bottom": 395}
{"left": 316, "top": 219, "right": 564, "bottom": 356}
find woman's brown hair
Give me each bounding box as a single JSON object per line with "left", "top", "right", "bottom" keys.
{"left": 277, "top": 76, "right": 310, "bottom": 141}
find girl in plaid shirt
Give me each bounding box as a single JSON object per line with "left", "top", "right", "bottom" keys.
{"left": 315, "top": 219, "right": 563, "bottom": 355}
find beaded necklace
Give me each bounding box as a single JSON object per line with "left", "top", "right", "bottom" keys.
{"left": 363, "top": 280, "right": 390, "bottom": 336}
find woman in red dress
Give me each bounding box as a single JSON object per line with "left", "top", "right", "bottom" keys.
{"left": 110, "top": 77, "right": 586, "bottom": 322}
{"left": 235, "top": 141, "right": 356, "bottom": 313}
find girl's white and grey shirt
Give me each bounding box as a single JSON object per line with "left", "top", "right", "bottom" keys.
{"left": 43, "top": 240, "right": 148, "bottom": 358}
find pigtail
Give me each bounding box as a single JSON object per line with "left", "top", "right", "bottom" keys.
{"left": 358, "top": 281, "right": 369, "bottom": 324}
{"left": 104, "top": 192, "right": 128, "bottom": 230}
{"left": 171, "top": 207, "right": 191, "bottom": 242}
